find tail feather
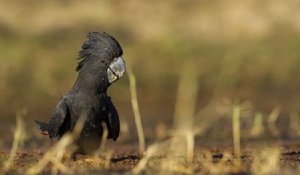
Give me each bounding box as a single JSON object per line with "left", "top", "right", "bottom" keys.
{"left": 35, "top": 120, "right": 49, "bottom": 135}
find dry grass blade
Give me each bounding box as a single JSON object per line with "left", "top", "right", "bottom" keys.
{"left": 232, "top": 105, "right": 241, "bottom": 162}
{"left": 267, "top": 106, "right": 281, "bottom": 136}
{"left": 172, "top": 62, "right": 198, "bottom": 163}
{"left": 4, "top": 109, "right": 27, "bottom": 171}
{"left": 173, "top": 63, "right": 198, "bottom": 130}
{"left": 186, "top": 130, "right": 195, "bottom": 163}
{"left": 99, "top": 127, "right": 108, "bottom": 152}
{"left": 104, "top": 151, "right": 113, "bottom": 169}
{"left": 127, "top": 66, "right": 145, "bottom": 156}
{"left": 132, "top": 143, "right": 161, "bottom": 174}
{"left": 250, "top": 112, "right": 264, "bottom": 137}
{"left": 289, "top": 111, "right": 300, "bottom": 136}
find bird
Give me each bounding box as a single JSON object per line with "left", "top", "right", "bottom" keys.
{"left": 35, "top": 32, "right": 126, "bottom": 154}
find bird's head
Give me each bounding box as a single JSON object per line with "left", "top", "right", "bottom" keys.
{"left": 76, "top": 32, "right": 126, "bottom": 91}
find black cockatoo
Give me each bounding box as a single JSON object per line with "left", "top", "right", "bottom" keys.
{"left": 35, "top": 32, "right": 125, "bottom": 154}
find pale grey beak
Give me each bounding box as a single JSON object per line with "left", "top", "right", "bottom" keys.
{"left": 107, "top": 56, "right": 126, "bottom": 84}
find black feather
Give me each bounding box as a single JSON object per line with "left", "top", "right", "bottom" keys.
{"left": 76, "top": 32, "right": 123, "bottom": 72}
{"left": 35, "top": 120, "right": 49, "bottom": 132}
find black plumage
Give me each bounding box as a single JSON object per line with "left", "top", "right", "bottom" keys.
{"left": 35, "top": 32, "right": 125, "bottom": 154}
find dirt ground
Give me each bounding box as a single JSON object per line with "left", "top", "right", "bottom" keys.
{"left": 1, "top": 138, "right": 300, "bottom": 174}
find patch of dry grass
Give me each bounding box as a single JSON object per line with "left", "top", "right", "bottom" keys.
{"left": 4, "top": 109, "right": 27, "bottom": 171}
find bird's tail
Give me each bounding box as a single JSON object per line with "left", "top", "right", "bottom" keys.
{"left": 35, "top": 120, "right": 50, "bottom": 135}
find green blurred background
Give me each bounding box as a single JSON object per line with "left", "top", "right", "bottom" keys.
{"left": 1, "top": 0, "right": 300, "bottom": 140}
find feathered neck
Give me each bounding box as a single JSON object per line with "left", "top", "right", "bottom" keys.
{"left": 72, "top": 61, "right": 109, "bottom": 95}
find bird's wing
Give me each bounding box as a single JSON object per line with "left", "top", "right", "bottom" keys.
{"left": 47, "top": 99, "right": 70, "bottom": 139}
{"left": 104, "top": 96, "right": 120, "bottom": 141}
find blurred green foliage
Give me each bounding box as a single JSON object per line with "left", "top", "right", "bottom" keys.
{"left": 1, "top": 0, "right": 300, "bottom": 130}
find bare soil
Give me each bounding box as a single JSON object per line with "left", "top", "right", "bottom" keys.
{"left": 1, "top": 139, "right": 300, "bottom": 174}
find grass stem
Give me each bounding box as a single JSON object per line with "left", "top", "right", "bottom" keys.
{"left": 127, "top": 66, "right": 145, "bottom": 156}
{"left": 232, "top": 105, "right": 241, "bottom": 163}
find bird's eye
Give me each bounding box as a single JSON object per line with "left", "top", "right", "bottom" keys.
{"left": 107, "top": 56, "right": 126, "bottom": 83}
